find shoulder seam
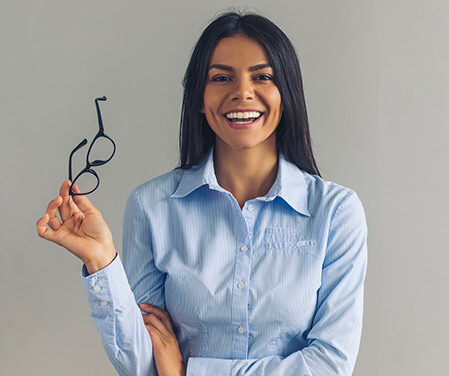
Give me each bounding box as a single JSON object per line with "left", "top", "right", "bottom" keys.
{"left": 329, "top": 189, "right": 355, "bottom": 233}
{"left": 131, "top": 188, "right": 152, "bottom": 229}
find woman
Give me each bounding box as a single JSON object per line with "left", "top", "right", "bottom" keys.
{"left": 36, "top": 12, "right": 367, "bottom": 376}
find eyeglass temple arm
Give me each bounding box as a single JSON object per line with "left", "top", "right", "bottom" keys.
{"left": 95, "top": 96, "right": 107, "bottom": 132}
{"left": 68, "top": 138, "right": 88, "bottom": 181}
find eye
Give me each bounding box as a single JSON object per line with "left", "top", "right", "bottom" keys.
{"left": 212, "top": 75, "right": 231, "bottom": 82}
{"left": 255, "top": 74, "right": 272, "bottom": 81}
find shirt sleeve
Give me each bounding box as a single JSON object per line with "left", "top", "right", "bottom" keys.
{"left": 80, "top": 189, "right": 166, "bottom": 376}
{"left": 186, "top": 190, "right": 368, "bottom": 376}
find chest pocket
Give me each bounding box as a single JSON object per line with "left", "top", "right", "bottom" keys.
{"left": 264, "top": 227, "right": 317, "bottom": 257}
{"left": 254, "top": 227, "right": 321, "bottom": 347}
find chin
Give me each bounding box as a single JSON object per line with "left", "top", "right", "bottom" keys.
{"left": 215, "top": 130, "right": 276, "bottom": 152}
{"left": 225, "top": 139, "right": 266, "bottom": 151}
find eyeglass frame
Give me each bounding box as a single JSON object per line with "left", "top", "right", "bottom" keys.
{"left": 68, "top": 96, "right": 116, "bottom": 196}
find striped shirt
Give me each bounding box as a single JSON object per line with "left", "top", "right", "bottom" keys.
{"left": 81, "top": 146, "right": 368, "bottom": 376}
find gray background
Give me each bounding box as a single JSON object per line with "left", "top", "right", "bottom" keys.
{"left": 1, "top": 0, "right": 448, "bottom": 375}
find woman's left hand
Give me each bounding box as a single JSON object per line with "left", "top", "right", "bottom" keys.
{"left": 140, "top": 304, "right": 187, "bottom": 376}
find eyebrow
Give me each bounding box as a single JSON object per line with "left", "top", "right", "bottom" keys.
{"left": 208, "top": 63, "right": 272, "bottom": 72}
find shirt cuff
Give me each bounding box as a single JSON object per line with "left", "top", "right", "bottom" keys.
{"left": 80, "top": 253, "right": 133, "bottom": 315}
{"left": 187, "top": 357, "right": 232, "bottom": 376}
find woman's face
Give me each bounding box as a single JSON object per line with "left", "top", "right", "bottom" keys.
{"left": 202, "top": 34, "right": 282, "bottom": 152}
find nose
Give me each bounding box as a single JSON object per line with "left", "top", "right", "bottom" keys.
{"left": 230, "top": 75, "right": 254, "bottom": 102}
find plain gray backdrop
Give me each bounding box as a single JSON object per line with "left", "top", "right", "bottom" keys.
{"left": 1, "top": 0, "right": 448, "bottom": 375}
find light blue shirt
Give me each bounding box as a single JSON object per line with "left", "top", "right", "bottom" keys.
{"left": 81, "top": 147, "right": 368, "bottom": 376}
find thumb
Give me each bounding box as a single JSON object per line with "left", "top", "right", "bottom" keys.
{"left": 71, "top": 185, "right": 97, "bottom": 214}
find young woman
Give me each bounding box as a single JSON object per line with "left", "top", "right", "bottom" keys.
{"left": 37, "top": 12, "right": 367, "bottom": 376}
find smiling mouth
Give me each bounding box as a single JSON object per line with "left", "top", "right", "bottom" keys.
{"left": 224, "top": 113, "right": 264, "bottom": 129}
{"left": 226, "top": 115, "right": 262, "bottom": 124}
{"left": 224, "top": 111, "right": 264, "bottom": 125}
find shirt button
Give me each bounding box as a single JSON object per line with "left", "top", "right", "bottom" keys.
{"left": 93, "top": 285, "right": 101, "bottom": 292}
{"left": 100, "top": 300, "right": 108, "bottom": 307}
{"left": 240, "top": 245, "right": 248, "bottom": 253}
{"left": 237, "top": 326, "right": 245, "bottom": 334}
{"left": 247, "top": 204, "right": 253, "bottom": 211}
{"left": 237, "top": 282, "right": 245, "bottom": 289}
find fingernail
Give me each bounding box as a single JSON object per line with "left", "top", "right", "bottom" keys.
{"left": 140, "top": 303, "right": 150, "bottom": 307}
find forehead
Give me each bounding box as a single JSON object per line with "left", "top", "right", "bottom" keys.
{"left": 209, "top": 35, "right": 270, "bottom": 66}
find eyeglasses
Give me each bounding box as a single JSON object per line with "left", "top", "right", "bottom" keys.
{"left": 68, "top": 96, "right": 116, "bottom": 196}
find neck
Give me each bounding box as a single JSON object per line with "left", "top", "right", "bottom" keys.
{"left": 213, "top": 137, "right": 278, "bottom": 209}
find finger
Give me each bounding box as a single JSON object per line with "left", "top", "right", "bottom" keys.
{"left": 142, "top": 312, "right": 159, "bottom": 325}
{"left": 36, "top": 213, "right": 58, "bottom": 242}
{"left": 68, "top": 184, "right": 83, "bottom": 215}
{"left": 144, "top": 320, "right": 164, "bottom": 344}
{"left": 140, "top": 304, "right": 175, "bottom": 333}
{"left": 59, "top": 180, "right": 75, "bottom": 222}
{"left": 71, "top": 186, "right": 97, "bottom": 215}
{"left": 141, "top": 309, "right": 174, "bottom": 336}
{"left": 45, "top": 196, "right": 63, "bottom": 231}
{"left": 142, "top": 313, "right": 152, "bottom": 325}
{"left": 143, "top": 314, "right": 172, "bottom": 341}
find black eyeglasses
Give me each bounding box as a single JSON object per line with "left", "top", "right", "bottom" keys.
{"left": 68, "top": 96, "right": 116, "bottom": 195}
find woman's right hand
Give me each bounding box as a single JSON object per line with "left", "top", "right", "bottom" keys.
{"left": 36, "top": 179, "right": 117, "bottom": 274}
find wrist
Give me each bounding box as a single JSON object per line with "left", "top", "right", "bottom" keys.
{"left": 84, "top": 247, "right": 117, "bottom": 275}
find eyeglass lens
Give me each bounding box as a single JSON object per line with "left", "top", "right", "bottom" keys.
{"left": 72, "top": 169, "right": 100, "bottom": 195}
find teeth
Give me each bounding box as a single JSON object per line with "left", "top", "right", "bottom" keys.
{"left": 225, "top": 111, "right": 262, "bottom": 120}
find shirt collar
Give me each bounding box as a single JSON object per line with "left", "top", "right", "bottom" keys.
{"left": 171, "top": 147, "right": 311, "bottom": 217}
{"left": 170, "top": 147, "right": 224, "bottom": 197}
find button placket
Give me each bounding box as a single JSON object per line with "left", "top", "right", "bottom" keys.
{"left": 231, "top": 244, "right": 250, "bottom": 358}
{"left": 230, "top": 200, "right": 258, "bottom": 359}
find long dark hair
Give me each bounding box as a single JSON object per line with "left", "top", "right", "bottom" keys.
{"left": 178, "top": 11, "right": 320, "bottom": 177}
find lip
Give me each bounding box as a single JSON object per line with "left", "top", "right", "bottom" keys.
{"left": 223, "top": 109, "right": 265, "bottom": 115}
{"left": 224, "top": 113, "right": 263, "bottom": 129}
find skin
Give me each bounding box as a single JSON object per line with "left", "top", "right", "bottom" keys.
{"left": 36, "top": 34, "right": 283, "bottom": 376}
{"left": 140, "top": 303, "right": 186, "bottom": 376}
{"left": 36, "top": 180, "right": 116, "bottom": 275}
{"left": 202, "top": 34, "right": 283, "bottom": 208}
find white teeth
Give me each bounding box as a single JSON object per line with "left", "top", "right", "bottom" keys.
{"left": 225, "top": 111, "right": 262, "bottom": 120}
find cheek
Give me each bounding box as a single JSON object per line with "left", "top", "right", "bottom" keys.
{"left": 265, "top": 89, "right": 282, "bottom": 116}
{"left": 203, "top": 86, "right": 221, "bottom": 112}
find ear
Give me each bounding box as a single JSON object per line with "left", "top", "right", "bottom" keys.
{"left": 200, "top": 104, "right": 205, "bottom": 113}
